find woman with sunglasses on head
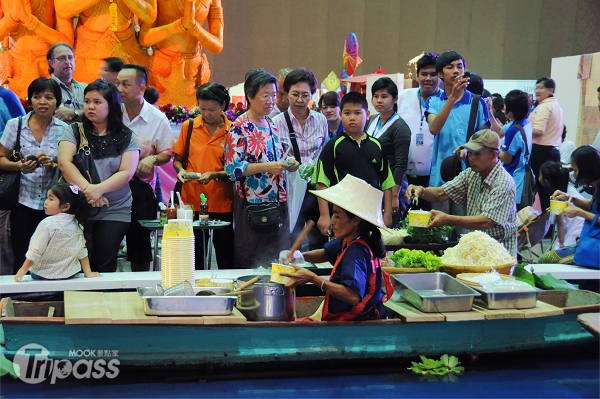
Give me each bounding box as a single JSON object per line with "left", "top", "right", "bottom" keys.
{"left": 58, "top": 80, "right": 140, "bottom": 273}
{"left": 0, "top": 77, "right": 68, "bottom": 274}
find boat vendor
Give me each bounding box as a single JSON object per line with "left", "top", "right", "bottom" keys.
{"left": 281, "top": 175, "right": 393, "bottom": 321}
{"left": 406, "top": 129, "right": 518, "bottom": 256}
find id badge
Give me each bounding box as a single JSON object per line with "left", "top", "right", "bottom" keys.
{"left": 416, "top": 133, "right": 424, "bottom": 146}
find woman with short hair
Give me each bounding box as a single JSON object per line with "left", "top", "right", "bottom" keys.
{"left": 318, "top": 91, "right": 343, "bottom": 138}
{"left": 0, "top": 77, "right": 68, "bottom": 273}
{"left": 58, "top": 80, "right": 140, "bottom": 272}
{"left": 174, "top": 82, "right": 234, "bottom": 269}
{"left": 223, "top": 69, "right": 299, "bottom": 269}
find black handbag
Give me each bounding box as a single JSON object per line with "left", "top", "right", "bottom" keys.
{"left": 52, "top": 123, "right": 101, "bottom": 217}
{"left": 130, "top": 176, "right": 158, "bottom": 220}
{"left": 173, "top": 118, "right": 195, "bottom": 205}
{"left": 243, "top": 124, "right": 281, "bottom": 231}
{"left": 0, "top": 116, "right": 23, "bottom": 210}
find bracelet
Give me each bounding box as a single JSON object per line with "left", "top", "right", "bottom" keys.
{"left": 320, "top": 279, "right": 326, "bottom": 291}
{"left": 152, "top": 154, "right": 158, "bottom": 162}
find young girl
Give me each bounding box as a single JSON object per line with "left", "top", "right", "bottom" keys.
{"left": 537, "top": 161, "right": 584, "bottom": 263}
{"left": 14, "top": 183, "right": 101, "bottom": 281}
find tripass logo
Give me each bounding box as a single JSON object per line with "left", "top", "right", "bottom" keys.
{"left": 13, "top": 343, "right": 120, "bottom": 384}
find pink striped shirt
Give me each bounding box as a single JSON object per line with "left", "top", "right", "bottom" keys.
{"left": 273, "top": 110, "right": 329, "bottom": 164}
{"left": 26, "top": 213, "right": 87, "bottom": 279}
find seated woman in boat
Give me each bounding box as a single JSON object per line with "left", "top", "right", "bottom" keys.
{"left": 549, "top": 146, "right": 600, "bottom": 269}
{"left": 281, "top": 175, "right": 393, "bottom": 321}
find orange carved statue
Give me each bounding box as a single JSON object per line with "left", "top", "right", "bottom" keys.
{"left": 0, "top": 0, "right": 73, "bottom": 98}
{"left": 55, "top": 0, "right": 157, "bottom": 84}
{"left": 139, "top": 0, "right": 223, "bottom": 107}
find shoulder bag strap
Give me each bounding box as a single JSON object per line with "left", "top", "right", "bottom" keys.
{"left": 76, "top": 122, "right": 89, "bottom": 151}
{"left": 284, "top": 110, "right": 301, "bottom": 164}
{"left": 513, "top": 123, "right": 529, "bottom": 157}
{"left": 15, "top": 116, "right": 22, "bottom": 152}
{"left": 181, "top": 117, "right": 194, "bottom": 169}
{"left": 466, "top": 94, "right": 480, "bottom": 142}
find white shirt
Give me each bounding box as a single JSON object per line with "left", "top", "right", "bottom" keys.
{"left": 27, "top": 213, "right": 87, "bottom": 279}
{"left": 397, "top": 88, "right": 438, "bottom": 176}
{"left": 123, "top": 100, "right": 175, "bottom": 188}
{"left": 559, "top": 140, "right": 575, "bottom": 163}
{"left": 550, "top": 185, "right": 585, "bottom": 248}
{"left": 592, "top": 128, "right": 600, "bottom": 152}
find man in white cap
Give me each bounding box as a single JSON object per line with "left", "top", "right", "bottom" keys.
{"left": 406, "top": 129, "right": 518, "bottom": 255}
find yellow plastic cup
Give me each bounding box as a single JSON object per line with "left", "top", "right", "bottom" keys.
{"left": 549, "top": 200, "right": 568, "bottom": 215}
{"left": 271, "top": 263, "right": 296, "bottom": 284}
{"left": 408, "top": 210, "right": 432, "bottom": 227}
{"left": 163, "top": 219, "right": 194, "bottom": 237}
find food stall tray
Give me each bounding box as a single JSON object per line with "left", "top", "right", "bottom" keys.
{"left": 137, "top": 287, "right": 236, "bottom": 316}
{"left": 473, "top": 286, "right": 542, "bottom": 309}
{"left": 392, "top": 272, "right": 480, "bottom": 313}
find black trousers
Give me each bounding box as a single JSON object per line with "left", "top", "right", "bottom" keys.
{"left": 85, "top": 219, "right": 129, "bottom": 273}
{"left": 193, "top": 212, "right": 234, "bottom": 270}
{"left": 530, "top": 144, "right": 560, "bottom": 210}
{"left": 291, "top": 189, "right": 328, "bottom": 251}
{"left": 11, "top": 203, "right": 46, "bottom": 274}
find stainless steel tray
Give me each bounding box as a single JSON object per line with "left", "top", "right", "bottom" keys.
{"left": 392, "top": 272, "right": 480, "bottom": 313}
{"left": 473, "top": 286, "right": 542, "bottom": 309}
{"left": 137, "top": 287, "right": 236, "bottom": 316}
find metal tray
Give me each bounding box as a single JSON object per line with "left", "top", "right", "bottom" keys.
{"left": 392, "top": 272, "right": 480, "bottom": 313}
{"left": 473, "top": 286, "right": 542, "bottom": 309}
{"left": 137, "top": 287, "right": 236, "bottom": 316}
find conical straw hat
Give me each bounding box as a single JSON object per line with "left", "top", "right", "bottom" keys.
{"left": 309, "top": 174, "right": 390, "bottom": 232}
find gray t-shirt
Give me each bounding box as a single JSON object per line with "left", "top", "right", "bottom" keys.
{"left": 60, "top": 126, "right": 140, "bottom": 222}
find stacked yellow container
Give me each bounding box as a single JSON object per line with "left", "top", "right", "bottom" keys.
{"left": 160, "top": 219, "right": 195, "bottom": 288}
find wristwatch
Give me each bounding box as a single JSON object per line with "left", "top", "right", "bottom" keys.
{"left": 72, "top": 110, "right": 80, "bottom": 120}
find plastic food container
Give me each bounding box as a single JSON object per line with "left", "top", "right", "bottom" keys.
{"left": 392, "top": 272, "right": 480, "bottom": 312}
{"left": 549, "top": 200, "right": 568, "bottom": 215}
{"left": 210, "top": 278, "right": 235, "bottom": 290}
{"left": 271, "top": 263, "right": 296, "bottom": 284}
{"left": 408, "top": 210, "right": 432, "bottom": 227}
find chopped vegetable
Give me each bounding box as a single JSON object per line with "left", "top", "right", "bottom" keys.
{"left": 401, "top": 219, "right": 453, "bottom": 244}
{"left": 389, "top": 248, "right": 442, "bottom": 271}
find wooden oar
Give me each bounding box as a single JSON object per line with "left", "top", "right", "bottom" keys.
{"left": 286, "top": 220, "right": 315, "bottom": 263}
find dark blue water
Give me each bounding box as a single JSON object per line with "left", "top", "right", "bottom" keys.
{"left": 2, "top": 353, "right": 599, "bottom": 398}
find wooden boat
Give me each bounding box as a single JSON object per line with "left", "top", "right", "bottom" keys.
{"left": 1, "top": 290, "right": 598, "bottom": 367}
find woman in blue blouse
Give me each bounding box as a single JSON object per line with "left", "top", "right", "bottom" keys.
{"left": 223, "top": 69, "right": 299, "bottom": 269}
{"left": 282, "top": 175, "right": 393, "bottom": 321}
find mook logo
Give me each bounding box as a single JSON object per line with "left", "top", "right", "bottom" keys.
{"left": 13, "top": 343, "right": 120, "bottom": 384}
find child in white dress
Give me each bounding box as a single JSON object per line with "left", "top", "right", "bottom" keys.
{"left": 14, "top": 183, "right": 101, "bottom": 281}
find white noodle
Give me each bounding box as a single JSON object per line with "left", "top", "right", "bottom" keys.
{"left": 441, "top": 231, "right": 513, "bottom": 266}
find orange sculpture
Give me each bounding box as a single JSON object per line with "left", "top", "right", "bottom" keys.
{"left": 0, "top": 0, "right": 73, "bottom": 98}
{"left": 139, "top": 0, "right": 223, "bottom": 107}
{"left": 54, "top": 0, "right": 157, "bottom": 84}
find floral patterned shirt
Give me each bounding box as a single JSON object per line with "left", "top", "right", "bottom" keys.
{"left": 224, "top": 113, "right": 287, "bottom": 203}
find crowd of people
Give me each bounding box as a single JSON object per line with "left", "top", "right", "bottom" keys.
{"left": 1, "top": 45, "right": 599, "bottom": 321}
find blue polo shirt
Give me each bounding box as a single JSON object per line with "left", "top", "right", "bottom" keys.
{"left": 501, "top": 119, "right": 532, "bottom": 204}
{"left": 425, "top": 90, "right": 490, "bottom": 187}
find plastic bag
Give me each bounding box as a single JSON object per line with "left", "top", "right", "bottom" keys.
{"left": 286, "top": 170, "right": 307, "bottom": 232}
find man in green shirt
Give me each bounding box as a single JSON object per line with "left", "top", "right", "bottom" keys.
{"left": 313, "top": 92, "right": 394, "bottom": 236}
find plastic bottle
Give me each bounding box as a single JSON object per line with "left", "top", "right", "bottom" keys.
{"left": 158, "top": 202, "right": 167, "bottom": 226}
{"left": 199, "top": 193, "right": 209, "bottom": 225}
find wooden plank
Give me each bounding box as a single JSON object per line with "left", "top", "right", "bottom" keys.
{"left": 384, "top": 300, "right": 444, "bottom": 323}
{"left": 578, "top": 313, "right": 600, "bottom": 339}
{"left": 64, "top": 291, "right": 112, "bottom": 325}
{"left": 157, "top": 316, "right": 205, "bottom": 325}
{"left": 103, "top": 292, "right": 158, "bottom": 325}
{"left": 441, "top": 310, "right": 485, "bottom": 322}
{"left": 202, "top": 308, "right": 246, "bottom": 325}
{"left": 472, "top": 304, "right": 525, "bottom": 320}
{"left": 520, "top": 301, "right": 563, "bottom": 319}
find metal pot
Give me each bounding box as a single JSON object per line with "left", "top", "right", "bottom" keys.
{"left": 252, "top": 282, "right": 295, "bottom": 321}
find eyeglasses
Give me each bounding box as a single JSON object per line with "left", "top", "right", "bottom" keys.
{"left": 289, "top": 92, "right": 311, "bottom": 101}
{"left": 52, "top": 55, "right": 74, "bottom": 62}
